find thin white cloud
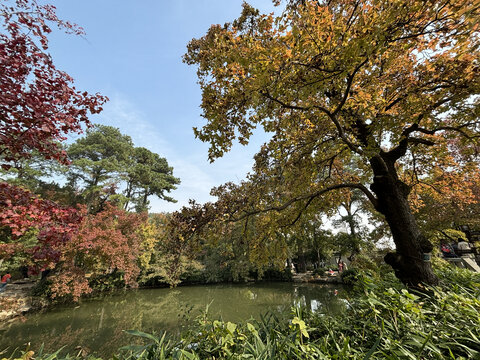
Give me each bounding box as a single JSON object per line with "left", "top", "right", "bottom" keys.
{"left": 97, "top": 93, "right": 172, "bottom": 156}
{"left": 94, "top": 93, "right": 266, "bottom": 213}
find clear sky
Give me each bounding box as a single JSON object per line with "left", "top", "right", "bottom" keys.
{"left": 44, "top": 0, "right": 276, "bottom": 213}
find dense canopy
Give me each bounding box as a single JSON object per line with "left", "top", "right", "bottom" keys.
{"left": 185, "top": 0, "right": 480, "bottom": 285}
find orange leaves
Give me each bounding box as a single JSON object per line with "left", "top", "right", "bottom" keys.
{"left": 48, "top": 204, "right": 147, "bottom": 300}
{"left": 186, "top": 0, "right": 480, "bottom": 244}
{"left": 410, "top": 161, "right": 480, "bottom": 230}
{"left": 226, "top": 62, "right": 247, "bottom": 81}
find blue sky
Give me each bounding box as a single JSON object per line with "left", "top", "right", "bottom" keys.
{"left": 45, "top": 1, "right": 276, "bottom": 212}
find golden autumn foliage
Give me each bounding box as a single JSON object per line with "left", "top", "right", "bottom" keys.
{"left": 185, "top": 0, "right": 480, "bottom": 285}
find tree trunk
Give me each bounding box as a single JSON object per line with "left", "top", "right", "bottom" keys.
{"left": 142, "top": 189, "right": 149, "bottom": 208}
{"left": 124, "top": 181, "right": 132, "bottom": 210}
{"left": 370, "top": 154, "right": 438, "bottom": 287}
{"left": 344, "top": 203, "right": 360, "bottom": 261}
{"left": 297, "top": 251, "right": 307, "bottom": 273}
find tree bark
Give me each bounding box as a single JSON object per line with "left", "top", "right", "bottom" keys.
{"left": 124, "top": 181, "right": 132, "bottom": 210}
{"left": 369, "top": 154, "right": 438, "bottom": 287}
{"left": 142, "top": 190, "right": 148, "bottom": 208}
{"left": 343, "top": 201, "right": 360, "bottom": 261}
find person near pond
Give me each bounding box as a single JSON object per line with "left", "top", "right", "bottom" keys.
{"left": 457, "top": 238, "right": 475, "bottom": 258}
{"left": 441, "top": 243, "right": 457, "bottom": 258}
{"left": 0, "top": 274, "right": 11, "bottom": 292}
{"left": 338, "top": 261, "right": 344, "bottom": 273}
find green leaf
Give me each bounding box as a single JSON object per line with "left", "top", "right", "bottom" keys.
{"left": 226, "top": 321, "right": 237, "bottom": 334}
{"left": 124, "top": 329, "right": 159, "bottom": 342}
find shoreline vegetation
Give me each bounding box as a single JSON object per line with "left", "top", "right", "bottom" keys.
{"left": 3, "top": 264, "right": 479, "bottom": 360}
{"left": 0, "top": 268, "right": 344, "bottom": 325}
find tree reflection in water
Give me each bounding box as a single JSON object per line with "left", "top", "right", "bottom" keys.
{"left": 0, "top": 283, "right": 346, "bottom": 357}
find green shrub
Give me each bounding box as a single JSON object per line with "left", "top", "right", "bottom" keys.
{"left": 340, "top": 268, "right": 359, "bottom": 285}
{"left": 30, "top": 277, "right": 52, "bottom": 298}
{"left": 259, "top": 268, "right": 293, "bottom": 281}
{"left": 88, "top": 271, "right": 126, "bottom": 293}
{"left": 312, "top": 267, "right": 328, "bottom": 276}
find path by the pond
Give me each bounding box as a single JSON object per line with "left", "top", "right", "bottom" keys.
{"left": 292, "top": 270, "right": 343, "bottom": 284}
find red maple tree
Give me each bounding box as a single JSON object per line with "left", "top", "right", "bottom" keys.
{"left": 0, "top": 0, "right": 107, "bottom": 294}
{"left": 0, "top": 0, "right": 107, "bottom": 167}
{"left": 50, "top": 204, "right": 146, "bottom": 300}
{"left": 0, "top": 182, "right": 86, "bottom": 272}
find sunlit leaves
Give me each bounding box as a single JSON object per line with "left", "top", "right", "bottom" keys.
{"left": 185, "top": 0, "right": 480, "bottom": 284}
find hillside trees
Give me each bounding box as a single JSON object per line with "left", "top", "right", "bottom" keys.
{"left": 185, "top": 0, "right": 480, "bottom": 286}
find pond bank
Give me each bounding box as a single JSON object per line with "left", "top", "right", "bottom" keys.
{"left": 292, "top": 270, "right": 344, "bottom": 284}
{"left": 0, "top": 280, "right": 47, "bottom": 325}
{"left": 0, "top": 273, "right": 342, "bottom": 325}
{"left": 0, "top": 281, "right": 345, "bottom": 357}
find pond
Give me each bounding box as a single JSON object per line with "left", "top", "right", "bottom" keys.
{"left": 0, "top": 282, "right": 346, "bottom": 357}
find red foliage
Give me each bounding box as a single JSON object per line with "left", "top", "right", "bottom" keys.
{"left": 50, "top": 204, "right": 147, "bottom": 300}
{"left": 0, "top": 184, "right": 147, "bottom": 299}
{"left": 0, "top": 2, "right": 147, "bottom": 301}
{"left": 0, "top": 0, "right": 107, "bottom": 168}
{"left": 0, "top": 182, "right": 85, "bottom": 272}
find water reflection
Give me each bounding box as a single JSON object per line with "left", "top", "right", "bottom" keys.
{"left": 0, "top": 283, "right": 345, "bottom": 357}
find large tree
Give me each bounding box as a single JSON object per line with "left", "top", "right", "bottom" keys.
{"left": 124, "top": 147, "right": 180, "bottom": 212}
{"left": 67, "top": 125, "right": 179, "bottom": 213}
{"left": 67, "top": 124, "right": 134, "bottom": 213}
{"left": 185, "top": 0, "right": 480, "bottom": 286}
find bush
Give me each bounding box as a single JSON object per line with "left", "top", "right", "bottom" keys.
{"left": 340, "top": 268, "right": 359, "bottom": 285}
{"left": 88, "top": 271, "right": 126, "bottom": 293}
{"left": 312, "top": 267, "right": 329, "bottom": 276}
{"left": 30, "top": 277, "right": 52, "bottom": 298}
{"left": 259, "top": 268, "right": 293, "bottom": 281}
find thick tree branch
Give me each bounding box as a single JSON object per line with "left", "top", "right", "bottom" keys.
{"left": 386, "top": 135, "right": 436, "bottom": 162}
{"left": 408, "top": 137, "right": 436, "bottom": 146}
{"left": 387, "top": 94, "right": 478, "bottom": 162}
{"left": 260, "top": 90, "right": 364, "bottom": 154}
{"left": 230, "top": 182, "right": 378, "bottom": 222}
{"left": 332, "top": 58, "right": 368, "bottom": 116}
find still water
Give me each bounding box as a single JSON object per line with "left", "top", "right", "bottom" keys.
{"left": 0, "top": 282, "right": 345, "bottom": 357}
